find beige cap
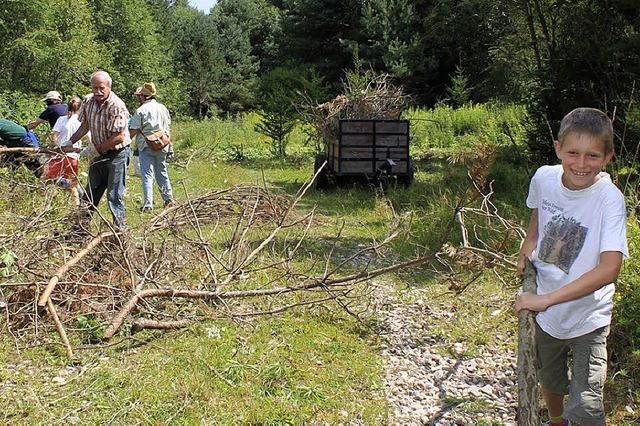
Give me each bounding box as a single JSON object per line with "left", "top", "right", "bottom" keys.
{"left": 42, "top": 90, "right": 62, "bottom": 102}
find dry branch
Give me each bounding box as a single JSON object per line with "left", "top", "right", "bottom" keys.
{"left": 103, "top": 254, "right": 429, "bottom": 340}
{"left": 299, "top": 72, "right": 408, "bottom": 144}
{"left": 38, "top": 231, "right": 114, "bottom": 306}
{"left": 517, "top": 258, "right": 539, "bottom": 425}
{"left": 46, "top": 299, "right": 74, "bottom": 359}
{"left": 439, "top": 178, "right": 525, "bottom": 293}
{"left": 149, "top": 186, "right": 288, "bottom": 231}
{"left": 131, "top": 318, "right": 192, "bottom": 334}
{"left": 2, "top": 159, "right": 428, "bottom": 354}
{"left": 0, "top": 147, "right": 55, "bottom": 154}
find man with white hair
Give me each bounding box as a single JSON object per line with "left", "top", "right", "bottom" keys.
{"left": 67, "top": 70, "right": 131, "bottom": 231}
{"left": 27, "top": 90, "right": 68, "bottom": 130}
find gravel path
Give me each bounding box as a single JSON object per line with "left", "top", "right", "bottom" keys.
{"left": 375, "top": 281, "right": 518, "bottom": 425}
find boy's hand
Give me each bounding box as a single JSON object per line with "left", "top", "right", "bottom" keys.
{"left": 516, "top": 252, "right": 528, "bottom": 277}
{"left": 516, "top": 238, "right": 536, "bottom": 278}
{"left": 515, "top": 292, "right": 551, "bottom": 313}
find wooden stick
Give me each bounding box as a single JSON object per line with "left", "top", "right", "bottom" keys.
{"left": 131, "top": 318, "right": 192, "bottom": 334}
{"left": 38, "top": 231, "right": 113, "bottom": 307}
{"left": 46, "top": 299, "right": 74, "bottom": 359}
{"left": 103, "top": 255, "right": 430, "bottom": 340}
{"left": 517, "top": 258, "right": 539, "bottom": 425}
{"left": 0, "top": 147, "right": 56, "bottom": 154}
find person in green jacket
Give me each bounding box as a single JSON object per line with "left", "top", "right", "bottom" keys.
{"left": 0, "top": 118, "right": 42, "bottom": 175}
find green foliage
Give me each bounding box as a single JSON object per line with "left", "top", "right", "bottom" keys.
{"left": 0, "top": 248, "right": 17, "bottom": 277}
{"left": 499, "top": 1, "right": 640, "bottom": 164}
{"left": 360, "top": 0, "right": 419, "bottom": 78}
{"left": 406, "top": 103, "right": 527, "bottom": 158}
{"left": 255, "top": 109, "right": 296, "bottom": 157}
{"left": 255, "top": 66, "right": 327, "bottom": 157}
{"left": 74, "top": 314, "right": 106, "bottom": 343}
{"left": 171, "top": 2, "right": 260, "bottom": 117}
{"left": 0, "top": 0, "right": 103, "bottom": 95}
{"left": 171, "top": 6, "right": 223, "bottom": 118}
{"left": 0, "top": 91, "right": 43, "bottom": 125}
{"left": 279, "top": 0, "right": 364, "bottom": 86}
{"left": 208, "top": 5, "right": 259, "bottom": 113}
{"left": 213, "top": 0, "right": 281, "bottom": 73}
{"left": 612, "top": 222, "right": 640, "bottom": 384}
{"left": 361, "top": 0, "right": 513, "bottom": 105}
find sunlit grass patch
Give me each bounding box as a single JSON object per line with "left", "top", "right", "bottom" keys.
{"left": 1, "top": 313, "right": 385, "bottom": 424}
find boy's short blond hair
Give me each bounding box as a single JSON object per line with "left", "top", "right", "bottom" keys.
{"left": 557, "top": 107, "right": 614, "bottom": 154}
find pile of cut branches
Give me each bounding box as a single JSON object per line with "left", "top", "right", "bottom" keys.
{"left": 0, "top": 168, "right": 427, "bottom": 359}
{"left": 299, "top": 70, "right": 409, "bottom": 144}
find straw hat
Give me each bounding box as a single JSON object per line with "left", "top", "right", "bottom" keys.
{"left": 141, "top": 82, "right": 157, "bottom": 97}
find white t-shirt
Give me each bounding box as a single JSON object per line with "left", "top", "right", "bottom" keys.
{"left": 52, "top": 114, "right": 84, "bottom": 160}
{"left": 527, "top": 165, "right": 628, "bottom": 339}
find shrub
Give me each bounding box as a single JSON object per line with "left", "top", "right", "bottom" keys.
{"left": 0, "top": 90, "right": 44, "bottom": 138}
{"left": 611, "top": 221, "right": 640, "bottom": 383}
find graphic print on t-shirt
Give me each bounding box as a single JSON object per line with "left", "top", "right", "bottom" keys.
{"left": 538, "top": 214, "right": 587, "bottom": 273}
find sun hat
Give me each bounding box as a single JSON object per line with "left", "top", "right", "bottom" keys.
{"left": 132, "top": 86, "right": 143, "bottom": 95}
{"left": 42, "top": 90, "right": 62, "bottom": 102}
{"left": 141, "top": 82, "right": 157, "bottom": 97}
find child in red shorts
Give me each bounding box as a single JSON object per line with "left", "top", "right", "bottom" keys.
{"left": 44, "top": 96, "right": 89, "bottom": 206}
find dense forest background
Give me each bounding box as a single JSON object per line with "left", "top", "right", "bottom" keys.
{"left": 2, "top": 0, "right": 640, "bottom": 162}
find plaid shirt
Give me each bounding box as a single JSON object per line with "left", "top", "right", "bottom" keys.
{"left": 78, "top": 91, "right": 130, "bottom": 150}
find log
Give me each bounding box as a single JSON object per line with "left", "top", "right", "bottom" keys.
{"left": 38, "top": 231, "right": 113, "bottom": 307}
{"left": 517, "top": 258, "right": 539, "bottom": 425}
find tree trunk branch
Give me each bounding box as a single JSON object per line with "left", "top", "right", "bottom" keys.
{"left": 517, "top": 258, "right": 539, "bottom": 425}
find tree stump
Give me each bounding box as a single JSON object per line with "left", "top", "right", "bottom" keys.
{"left": 517, "top": 257, "right": 540, "bottom": 425}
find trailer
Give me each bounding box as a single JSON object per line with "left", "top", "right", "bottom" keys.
{"left": 314, "top": 119, "right": 413, "bottom": 189}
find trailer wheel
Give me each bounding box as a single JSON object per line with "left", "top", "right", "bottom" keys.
{"left": 314, "top": 153, "right": 331, "bottom": 190}
{"left": 398, "top": 159, "right": 414, "bottom": 187}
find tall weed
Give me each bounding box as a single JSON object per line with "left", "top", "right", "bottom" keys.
{"left": 406, "top": 103, "right": 527, "bottom": 159}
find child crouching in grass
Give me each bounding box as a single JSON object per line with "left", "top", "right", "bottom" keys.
{"left": 516, "top": 107, "right": 628, "bottom": 425}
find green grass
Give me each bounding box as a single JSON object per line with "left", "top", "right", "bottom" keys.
{"left": 1, "top": 314, "right": 385, "bottom": 424}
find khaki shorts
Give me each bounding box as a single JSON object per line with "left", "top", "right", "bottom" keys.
{"left": 536, "top": 322, "right": 609, "bottom": 426}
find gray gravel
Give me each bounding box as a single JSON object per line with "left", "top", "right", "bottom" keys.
{"left": 374, "top": 281, "right": 518, "bottom": 425}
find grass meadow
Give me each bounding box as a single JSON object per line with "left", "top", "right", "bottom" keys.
{"left": 1, "top": 105, "right": 638, "bottom": 423}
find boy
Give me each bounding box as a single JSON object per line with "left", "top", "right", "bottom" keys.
{"left": 516, "top": 107, "right": 628, "bottom": 426}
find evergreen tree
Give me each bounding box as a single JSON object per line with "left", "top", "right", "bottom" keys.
{"left": 172, "top": 6, "right": 222, "bottom": 117}
{"left": 209, "top": 6, "right": 259, "bottom": 113}
{"left": 213, "top": 0, "right": 281, "bottom": 73}
{"left": 277, "top": 0, "right": 364, "bottom": 87}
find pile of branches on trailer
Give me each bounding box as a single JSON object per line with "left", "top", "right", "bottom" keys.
{"left": 299, "top": 70, "right": 409, "bottom": 144}
{"left": 0, "top": 167, "right": 427, "bottom": 359}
